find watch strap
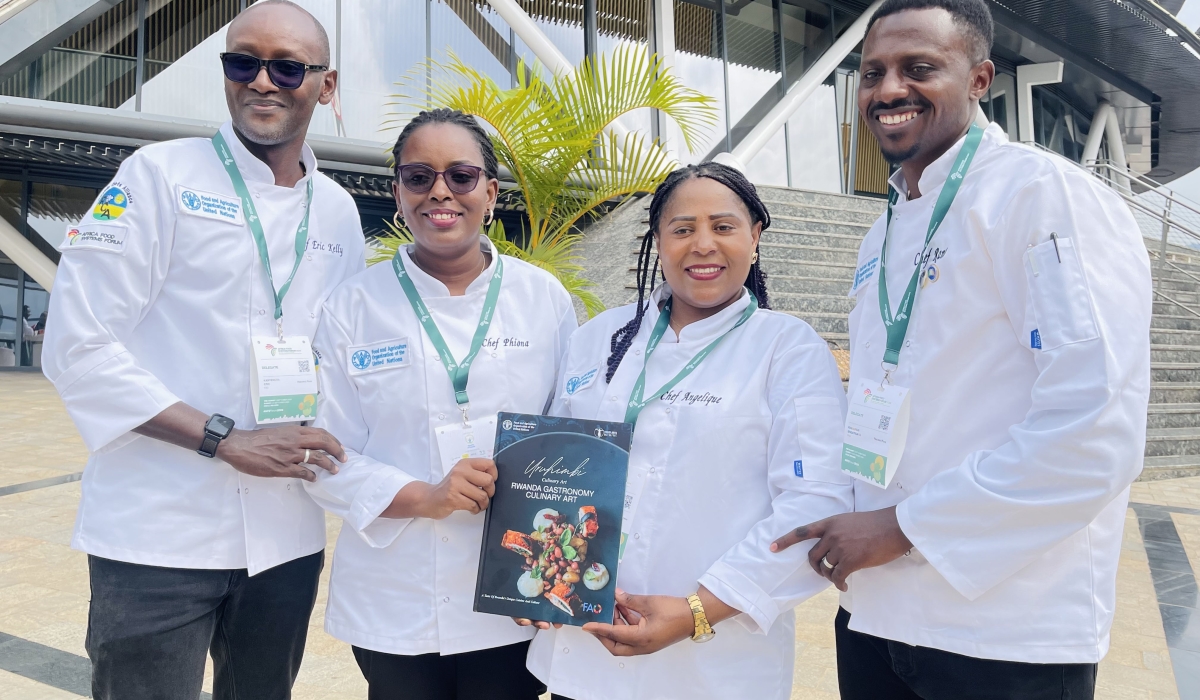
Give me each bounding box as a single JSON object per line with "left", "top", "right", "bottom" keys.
{"left": 197, "top": 433, "right": 222, "bottom": 458}
{"left": 686, "top": 593, "right": 714, "bottom": 640}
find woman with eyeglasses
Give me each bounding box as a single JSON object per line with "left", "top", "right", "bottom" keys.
{"left": 304, "top": 108, "right": 576, "bottom": 700}
{"left": 522, "top": 163, "right": 854, "bottom": 700}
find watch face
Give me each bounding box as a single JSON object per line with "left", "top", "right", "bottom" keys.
{"left": 693, "top": 631, "right": 715, "bottom": 643}
{"left": 208, "top": 414, "right": 236, "bottom": 438}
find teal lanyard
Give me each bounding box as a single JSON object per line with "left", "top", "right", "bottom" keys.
{"left": 392, "top": 249, "right": 504, "bottom": 423}
{"left": 211, "top": 132, "right": 313, "bottom": 338}
{"left": 624, "top": 293, "right": 756, "bottom": 426}
{"left": 878, "top": 123, "right": 983, "bottom": 373}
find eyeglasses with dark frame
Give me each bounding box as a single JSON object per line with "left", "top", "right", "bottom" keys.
{"left": 395, "top": 164, "right": 485, "bottom": 195}
{"left": 220, "top": 52, "right": 328, "bottom": 90}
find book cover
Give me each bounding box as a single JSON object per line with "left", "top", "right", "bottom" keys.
{"left": 473, "top": 412, "right": 632, "bottom": 627}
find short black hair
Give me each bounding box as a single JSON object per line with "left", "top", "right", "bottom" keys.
{"left": 604, "top": 162, "right": 771, "bottom": 383}
{"left": 390, "top": 108, "right": 499, "bottom": 180}
{"left": 866, "top": 0, "right": 994, "bottom": 64}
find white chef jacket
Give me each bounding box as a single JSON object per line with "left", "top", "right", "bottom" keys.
{"left": 42, "top": 121, "right": 366, "bottom": 575}
{"left": 528, "top": 286, "right": 853, "bottom": 700}
{"left": 305, "top": 241, "right": 577, "bottom": 655}
{"left": 841, "top": 123, "right": 1152, "bottom": 663}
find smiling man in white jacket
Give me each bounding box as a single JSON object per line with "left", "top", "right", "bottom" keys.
{"left": 772, "top": 1, "right": 1151, "bottom": 698}
{"left": 41, "top": 3, "right": 366, "bottom": 698}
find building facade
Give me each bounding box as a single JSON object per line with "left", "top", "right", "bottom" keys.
{"left": 0, "top": 0, "right": 1197, "bottom": 366}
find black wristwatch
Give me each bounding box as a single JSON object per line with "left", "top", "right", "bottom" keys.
{"left": 198, "top": 414, "right": 236, "bottom": 458}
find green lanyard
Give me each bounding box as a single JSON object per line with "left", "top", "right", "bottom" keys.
{"left": 878, "top": 123, "right": 983, "bottom": 374}
{"left": 392, "top": 249, "right": 504, "bottom": 423}
{"left": 624, "top": 293, "right": 756, "bottom": 426}
{"left": 211, "top": 132, "right": 313, "bottom": 339}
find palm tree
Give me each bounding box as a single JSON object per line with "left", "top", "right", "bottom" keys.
{"left": 372, "top": 46, "right": 718, "bottom": 316}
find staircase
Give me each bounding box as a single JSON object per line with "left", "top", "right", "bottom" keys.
{"left": 581, "top": 178, "right": 1200, "bottom": 481}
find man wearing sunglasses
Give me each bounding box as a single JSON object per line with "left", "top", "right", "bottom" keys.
{"left": 42, "top": 1, "right": 366, "bottom": 698}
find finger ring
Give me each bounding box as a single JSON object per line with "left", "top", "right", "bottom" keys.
{"left": 821, "top": 556, "right": 834, "bottom": 570}
{"left": 302, "top": 449, "right": 311, "bottom": 464}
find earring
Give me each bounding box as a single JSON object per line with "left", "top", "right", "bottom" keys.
{"left": 392, "top": 212, "right": 404, "bottom": 229}
{"left": 751, "top": 251, "right": 759, "bottom": 264}
{"left": 483, "top": 210, "right": 494, "bottom": 226}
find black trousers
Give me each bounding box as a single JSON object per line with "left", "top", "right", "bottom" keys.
{"left": 836, "top": 607, "right": 1097, "bottom": 700}
{"left": 86, "top": 551, "right": 323, "bottom": 700}
{"left": 352, "top": 641, "right": 546, "bottom": 700}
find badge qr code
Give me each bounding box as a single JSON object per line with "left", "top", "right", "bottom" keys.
{"left": 878, "top": 415, "right": 891, "bottom": 431}
{"left": 298, "top": 360, "right": 311, "bottom": 373}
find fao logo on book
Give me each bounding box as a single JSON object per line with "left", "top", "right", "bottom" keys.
{"left": 351, "top": 349, "right": 371, "bottom": 370}
{"left": 594, "top": 427, "right": 617, "bottom": 438}
{"left": 181, "top": 190, "right": 202, "bottom": 211}
{"left": 502, "top": 419, "right": 513, "bottom": 431}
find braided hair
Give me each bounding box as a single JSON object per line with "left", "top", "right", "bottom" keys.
{"left": 391, "top": 107, "right": 498, "bottom": 179}
{"left": 604, "top": 162, "right": 771, "bottom": 383}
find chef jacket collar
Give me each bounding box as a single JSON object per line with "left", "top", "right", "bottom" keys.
{"left": 398, "top": 235, "right": 498, "bottom": 298}
{"left": 218, "top": 121, "right": 317, "bottom": 190}
{"left": 887, "top": 121, "right": 1007, "bottom": 203}
{"left": 645, "top": 283, "right": 754, "bottom": 344}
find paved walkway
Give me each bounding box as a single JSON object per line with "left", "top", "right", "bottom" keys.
{"left": 0, "top": 372, "right": 1189, "bottom": 699}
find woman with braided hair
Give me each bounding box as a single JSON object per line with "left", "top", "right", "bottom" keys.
{"left": 305, "top": 108, "right": 576, "bottom": 700}
{"left": 523, "top": 162, "right": 854, "bottom": 700}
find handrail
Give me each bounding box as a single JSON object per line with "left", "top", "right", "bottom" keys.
{"left": 1154, "top": 289, "right": 1200, "bottom": 320}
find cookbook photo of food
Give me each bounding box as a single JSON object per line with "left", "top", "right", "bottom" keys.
{"left": 473, "top": 413, "right": 631, "bottom": 627}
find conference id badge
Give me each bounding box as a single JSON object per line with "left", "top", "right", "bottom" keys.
{"left": 841, "top": 378, "right": 912, "bottom": 489}
{"left": 434, "top": 414, "right": 497, "bottom": 480}
{"left": 250, "top": 336, "right": 319, "bottom": 424}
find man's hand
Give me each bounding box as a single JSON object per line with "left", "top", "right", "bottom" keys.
{"left": 582, "top": 586, "right": 736, "bottom": 657}
{"left": 216, "top": 426, "right": 346, "bottom": 482}
{"left": 385, "top": 459, "right": 497, "bottom": 520}
{"left": 770, "top": 507, "right": 913, "bottom": 591}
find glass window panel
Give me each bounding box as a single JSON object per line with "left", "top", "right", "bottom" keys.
{"left": 28, "top": 182, "right": 100, "bottom": 265}
{"left": 745, "top": 128, "right": 787, "bottom": 186}
{"left": 0, "top": 259, "right": 17, "bottom": 367}
{"left": 786, "top": 81, "right": 840, "bottom": 191}
{"left": 20, "top": 276, "right": 48, "bottom": 367}
{"left": 0, "top": 0, "right": 139, "bottom": 107}
{"left": 669, "top": 0, "right": 728, "bottom": 162}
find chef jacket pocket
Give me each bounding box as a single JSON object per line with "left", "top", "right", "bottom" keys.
{"left": 793, "top": 396, "right": 845, "bottom": 484}
{"left": 1022, "top": 237, "right": 1098, "bottom": 351}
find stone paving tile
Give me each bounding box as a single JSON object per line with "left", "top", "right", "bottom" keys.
{"left": 0, "top": 373, "right": 1192, "bottom": 699}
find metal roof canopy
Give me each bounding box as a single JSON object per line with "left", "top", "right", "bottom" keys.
{"left": 988, "top": 0, "right": 1200, "bottom": 182}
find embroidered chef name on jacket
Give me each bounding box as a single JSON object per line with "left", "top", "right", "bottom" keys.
{"left": 482, "top": 336, "right": 530, "bottom": 349}
{"left": 660, "top": 389, "right": 723, "bottom": 407}
{"left": 914, "top": 246, "right": 947, "bottom": 268}
{"left": 309, "top": 239, "right": 345, "bottom": 257}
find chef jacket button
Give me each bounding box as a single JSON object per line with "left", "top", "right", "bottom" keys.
{"left": 665, "top": 407, "right": 671, "bottom": 414}
{"left": 244, "top": 487, "right": 249, "bottom": 494}
{"left": 254, "top": 192, "right": 261, "bottom": 199}
{"left": 865, "top": 341, "right": 871, "bottom": 348}
{"left": 442, "top": 536, "right": 449, "bottom": 542}
{"left": 258, "top": 309, "right": 267, "bottom": 316}
{"left": 491, "top": 352, "right": 497, "bottom": 358}
{"left": 609, "top": 396, "right": 617, "bottom": 402}
{"left": 443, "top": 597, "right": 450, "bottom": 603}
{"left": 905, "top": 340, "right": 911, "bottom": 348}
{"left": 635, "top": 349, "right": 642, "bottom": 355}
{"left": 287, "top": 484, "right": 291, "bottom": 490}
{"left": 439, "top": 413, "right": 446, "bottom": 420}
{"left": 310, "top": 312, "right": 316, "bottom": 319}
{"left": 619, "top": 663, "right": 625, "bottom": 669}
{"left": 306, "top": 254, "right": 313, "bottom": 261}
{"left": 896, "top": 482, "right": 904, "bottom": 490}
{"left": 649, "top": 467, "right": 656, "bottom": 474}
{"left": 633, "top": 532, "right": 640, "bottom": 540}
{"left": 563, "top": 647, "right": 569, "bottom": 654}
{"left": 237, "top": 488, "right": 240, "bottom": 494}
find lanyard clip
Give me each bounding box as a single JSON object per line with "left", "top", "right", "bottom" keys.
{"left": 459, "top": 403, "right": 471, "bottom": 427}
{"left": 880, "top": 361, "right": 897, "bottom": 387}
{"left": 276, "top": 317, "right": 284, "bottom": 342}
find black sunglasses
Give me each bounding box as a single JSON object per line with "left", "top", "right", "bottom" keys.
{"left": 396, "top": 164, "right": 484, "bottom": 195}
{"left": 220, "top": 52, "right": 327, "bottom": 90}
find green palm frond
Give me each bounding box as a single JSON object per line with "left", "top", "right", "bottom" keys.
{"left": 387, "top": 47, "right": 718, "bottom": 317}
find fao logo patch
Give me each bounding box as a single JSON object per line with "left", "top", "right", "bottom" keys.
{"left": 181, "top": 190, "right": 202, "bottom": 211}
{"left": 351, "top": 349, "right": 372, "bottom": 371}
